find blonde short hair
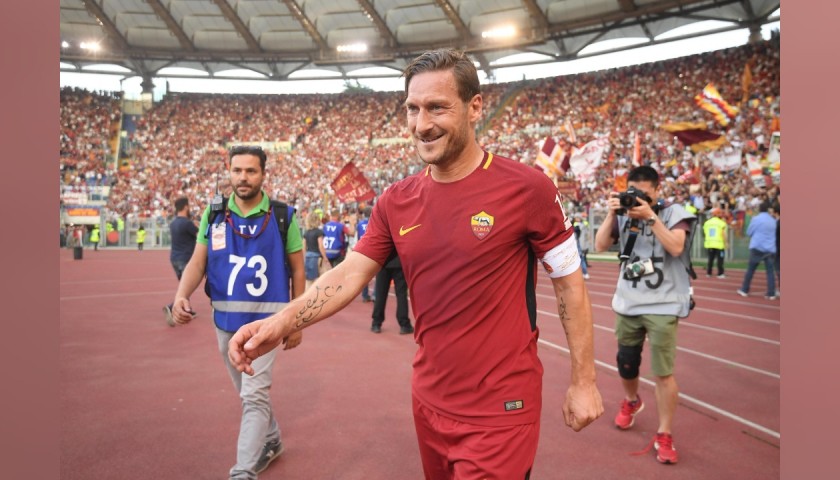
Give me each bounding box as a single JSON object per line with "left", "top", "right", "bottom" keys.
{"left": 305, "top": 211, "right": 321, "bottom": 230}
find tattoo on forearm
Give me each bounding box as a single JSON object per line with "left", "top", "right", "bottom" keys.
{"left": 295, "top": 285, "right": 343, "bottom": 328}
{"left": 558, "top": 297, "right": 569, "bottom": 321}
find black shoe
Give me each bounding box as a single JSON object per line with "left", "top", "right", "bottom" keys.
{"left": 362, "top": 297, "right": 371, "bottom": 303}
{"left": 371, "top": 325, "right": 382, "bottom": 334}
{"left": 255, "top": 439, "right": 283, "bottom": 474}
{"left": 399, "top": 326, "right": 414, "bottom": 335}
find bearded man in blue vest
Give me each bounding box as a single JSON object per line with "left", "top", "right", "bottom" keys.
{"left": 169, "top": 145, "right": 305, "bottom": 479}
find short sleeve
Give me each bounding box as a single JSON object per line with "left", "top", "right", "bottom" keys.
{"left": 526, "top": 174, "right": 575, "bottom": 257}
{"left": 196, "top": 206, "right": 212, "bottom": 246}
{"left": 352, "top": 193, "right": 395, "bottom": 266}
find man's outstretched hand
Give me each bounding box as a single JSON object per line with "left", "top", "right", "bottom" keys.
{"left": 228, "top": 318, "right": 291, "bottom": 375}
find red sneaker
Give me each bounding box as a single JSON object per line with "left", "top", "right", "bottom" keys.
{"left": 654, "top": 432, "right": 678, "bottom": 464}
{"left": 614, "top": 395, "right": 644, "bottom": 429}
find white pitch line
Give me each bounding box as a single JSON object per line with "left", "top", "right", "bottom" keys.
{"left": 537, "top": 338, "right": 781, "bottom": 439}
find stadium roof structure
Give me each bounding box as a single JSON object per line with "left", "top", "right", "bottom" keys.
{"left": 60, "top": 0, "right": 779, "bottom": 84}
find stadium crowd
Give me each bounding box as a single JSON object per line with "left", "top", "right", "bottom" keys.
{"left": 59, "top": 87, "right": 121, "bottom": 194}
{"left": 59, "top": 37, "right": 779, "bottom": 232}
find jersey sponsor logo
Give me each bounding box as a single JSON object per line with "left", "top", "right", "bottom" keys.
{"left": 504, "top": 400, "right": 524, "bottom": 411}
{"left": 470, "top": 211, "right": 494, "bottom": 240}
{"left": 399, "top": 224, "right": 422, "bottom": 236}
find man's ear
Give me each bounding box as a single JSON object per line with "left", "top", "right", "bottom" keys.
{"left": 468, "top": 94, "right": 483, "bottom": 124}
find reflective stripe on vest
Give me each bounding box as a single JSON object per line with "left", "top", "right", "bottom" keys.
{"left": 211, "top": 300, "right": 287, "bottom": 313}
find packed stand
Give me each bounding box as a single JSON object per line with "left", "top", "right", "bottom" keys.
{"left": 60, "top": 38, "right": 779, "bottom": 233}
{"left": 478, "top": 37, "right": 780, "bottom": 228}
{"left": 59, "top": 87, "right": 122, "bottom": 199}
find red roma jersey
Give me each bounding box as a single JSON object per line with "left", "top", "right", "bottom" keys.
{"left": 354, "top": 151, "right": 574, "bottom": 426}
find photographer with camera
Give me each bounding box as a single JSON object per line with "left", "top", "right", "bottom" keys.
{"left": 594, "top": 166, "right": 697, "bottom": 465}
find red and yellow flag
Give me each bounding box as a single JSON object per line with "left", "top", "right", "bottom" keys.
{"left": 695, "top": 83, "right": 739, "bottom": 127}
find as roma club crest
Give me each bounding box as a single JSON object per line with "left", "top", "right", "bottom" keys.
{"left": 470, "top": 211, "right": 494, "bottom": 240}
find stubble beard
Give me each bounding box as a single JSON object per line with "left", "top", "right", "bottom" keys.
{"left": 234, "top": 184, "right": 260, "bottom": 201}
{"left": 415, "top": 126, "right": 470, "bottom": 169}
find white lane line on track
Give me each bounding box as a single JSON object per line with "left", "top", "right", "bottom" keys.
{"left": 676, "top": 346, "right": 780, "bottom": 379}
{"left": 60, "top": 291, "right": 173, "bottom": 301}
{"left": 688, "top": 306, "right": 779, "bottom": 325}
{"left": 691, "top": 293, "right": 781, "bottom": 312}
{"left": 675, "top": 321, "right": 780, "bottom": 345}
{"left": 537, "top": 337, "right": 781, "bottom": 439}
{"left": 538, "top": 308, "right": 780, "bottom": 379}
{"left": 536, "top": 293, "right": 779, "bottom": 345}
{"left": 537, "top": 286, "right": 781, "bottom": 321}
{"left": 61, "top": 277, "right": 174, "bottom": 286}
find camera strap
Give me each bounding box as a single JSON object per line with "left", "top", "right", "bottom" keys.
{"left": 619, "top": 219, "right": 641, "bottom": 263}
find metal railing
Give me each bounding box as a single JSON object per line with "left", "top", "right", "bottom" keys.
{"left": 584, "top": 208, "right": 752, "bottom": 263}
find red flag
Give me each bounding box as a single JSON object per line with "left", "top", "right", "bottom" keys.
{"left": 330, "top": 162, "right": 375, "bottom": 202}
{"left": 559, "top": 150, "right": 571, "bottom": 173}
{"left": 632, "top": 132, "right": 641, "bottom": 166}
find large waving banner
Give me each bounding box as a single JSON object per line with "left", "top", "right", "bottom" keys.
{"left": 569, "top": 136, "right": 609, "bottom": 182}
{"left": 709, "top": 147, "right": 742, "bottom": 171}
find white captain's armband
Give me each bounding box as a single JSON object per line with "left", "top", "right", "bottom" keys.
{"left": 539, "top": 235, "right": 581, "bottom": 278}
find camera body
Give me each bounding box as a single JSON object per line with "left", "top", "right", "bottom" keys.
{"left": 616, "top": 186, "right": 656, "bottom": 216}
{"left": 624, "top": 258, "right": 654, "bottom": 279}
{"left": 618, "top": 186, "right": 651, "bottom": 208}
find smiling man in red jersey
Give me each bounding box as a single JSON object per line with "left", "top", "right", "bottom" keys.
{"left": 227, "top": 49, "right": 603, "bottom": 480}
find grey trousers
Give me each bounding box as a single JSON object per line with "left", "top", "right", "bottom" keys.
{"left": 216, "top": 328, "right": 281, "bottom": 480}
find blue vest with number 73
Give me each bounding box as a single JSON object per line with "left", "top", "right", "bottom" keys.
{"left": 206, "top": 208, "right": 290, "bottom": 332}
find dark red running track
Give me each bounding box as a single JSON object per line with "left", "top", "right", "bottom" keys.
{"left": 60, "top": 249, "right": 779, "bottom": 479}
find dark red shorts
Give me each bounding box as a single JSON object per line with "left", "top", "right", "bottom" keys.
{"left": 412, "top": 396, "right": 539, "bottom": 480}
